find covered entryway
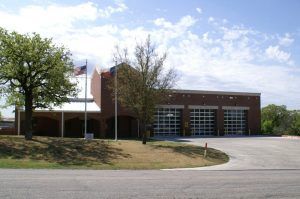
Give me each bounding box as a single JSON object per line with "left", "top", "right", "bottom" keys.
{"left": 106, "top": 116, "right": 138, "bottom": 138}
{"left": 65, "top": 117, "right": 100, "bottom": 138}
{"left": 32, "top": 116, "right": 59, "bottom": 137}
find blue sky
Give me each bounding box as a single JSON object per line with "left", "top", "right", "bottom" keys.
{"left": 0, "top": 0, "right": 300, "bottom": 117}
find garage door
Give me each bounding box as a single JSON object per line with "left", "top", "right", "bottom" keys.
{"left": 224, "top": 109, "right": 247, "bottom": 135}
{"left": 153, "top": 108, "right": 181, "bottom": 136}
{"left": 190, "top": 109, "right": 215, "bottom": 136}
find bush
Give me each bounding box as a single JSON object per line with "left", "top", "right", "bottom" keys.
{"left": 262, "top": 120, "right": 273, "bottom": 134}
{"left": 290, "top": 113, "right": 300, "bottom": 136}
{"left": 261, "top": 104, "right": 300, "bottom": 136}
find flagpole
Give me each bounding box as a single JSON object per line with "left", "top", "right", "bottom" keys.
{"left": 84, "top": 59, "right": 87, "bottom": 139}
{"left": 114, "top": 61, "right": 118, "bottom": 141}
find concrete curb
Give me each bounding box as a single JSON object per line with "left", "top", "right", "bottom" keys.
{"left": 282, "top": 135, "right": 300, "bottom": 139}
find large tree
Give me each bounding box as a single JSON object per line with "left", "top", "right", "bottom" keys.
{"left": 0, "top": 27, "right": 77, "bottom": 140}
{"left": 261, "top": 104, "right": 293, "bottom": 135}
{"left": 290, "top": 111, "right": 300, "bottom": 136}
{"left": 261, "top": 104, "right": 300, "bottom": 135}
{"left": 112, "top": 36, "right": 177, "bottom": 144}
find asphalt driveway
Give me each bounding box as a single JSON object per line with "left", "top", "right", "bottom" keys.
{"left": 161, "top": 136, "right": 300, "bottom": 170}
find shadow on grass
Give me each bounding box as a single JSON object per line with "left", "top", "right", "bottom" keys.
{"left": 0, "top": 136, "right": 131, "bottom": 166}
{"left": 148, "top": 140, "right": 228, "bottom": 161}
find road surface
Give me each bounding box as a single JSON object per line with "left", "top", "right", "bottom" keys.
{"left": 0, "top": 169, "right": 300, "bottom": 199}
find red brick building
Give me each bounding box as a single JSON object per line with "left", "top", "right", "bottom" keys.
{"left": 15, "top": 67, "right": 261, "bottom": 138}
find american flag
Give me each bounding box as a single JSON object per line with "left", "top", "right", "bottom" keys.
{"left": 74, "top": 65, "right": 87, "bottom": 76}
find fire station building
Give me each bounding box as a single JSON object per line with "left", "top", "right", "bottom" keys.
{"left": 15, "top": 67, "right": 261, "bottom": 138}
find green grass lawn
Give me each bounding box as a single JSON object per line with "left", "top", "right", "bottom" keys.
{"left": 0, "top": 136, "right": 229, "bottom": 169}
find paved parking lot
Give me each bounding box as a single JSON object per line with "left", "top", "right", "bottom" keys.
{"left": 162, "top": 136, "right": 300, "bottom": 170}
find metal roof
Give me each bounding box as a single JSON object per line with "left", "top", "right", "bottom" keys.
{"left": 172, "top": 89, "right": 261, "bottom": 96}
{"left": 35, "top": 75, "right": 101, "bottom": 112}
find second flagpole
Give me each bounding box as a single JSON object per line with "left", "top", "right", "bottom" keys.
{"left": 84, "top": 59, "right": 87, "bottom": 139}
{"left": 114, "top": 61, "right": 118, "bottom": 141}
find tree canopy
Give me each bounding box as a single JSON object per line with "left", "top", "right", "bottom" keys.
{"left": 0, "top": 27, "right": 77, "bottom": 139}
{"left": 261, "top": 104, "right": 300, "bottom": 135}
{"left": 112, "top": 36, "right": 177, "bottom": 144}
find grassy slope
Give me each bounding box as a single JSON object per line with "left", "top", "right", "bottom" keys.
{"left": 0, "top": 136, "right": 229, "bottom": 169}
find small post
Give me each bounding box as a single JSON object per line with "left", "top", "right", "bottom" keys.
{"left": 248, "top": 128, "right": 251, "bottom": 136}
{"left": 217, "top": 129, "right": 219, "bottom": 137}
{"left": 204, "top": 142, "right": 208, "bottom": 158}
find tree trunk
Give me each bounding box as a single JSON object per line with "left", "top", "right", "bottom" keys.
{"left": 24, "top": 93, "right": 33, "bottom": 140}
{"left": 142, "top": 122, "right": 147, "bottom": 144}
{"left": 142, "top": 132, "right": 147, "bottom": 144}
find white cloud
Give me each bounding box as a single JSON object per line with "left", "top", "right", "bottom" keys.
{"left": 196, "top": 7, "right": 202, "bottom": 14}
{"left": 221, "top": 26, "right": 256, "bottom": 41}
{"left": 155, "top": 8, "right": 167, "bottom": 12}
{"left": 208, "top": 17, "right": 214, "bottom": 22}
{"left": 222, "top": 19, "right": 228, "bottom": 24}
{"left": 167, "top": 33, "right": 300, "bottom": 109}
{"left": 265, "top": 45, "right": 291, "bottom": 63}
{"left": 154, "top": 15, "right": 197, "bottom": 29}
{"left": 152, "top": 15, "right": 197, "bottom": 44}
{"left": 98, "top": 1, "right": 128, "bottom": 18}
{"left": 0, "top": 1, "right": 127, "bottom": 36}
{"left": 278, "top": 33, "right": 294, "bottom": 47}
{"left": 0, "top": 2, "right": 99, "bottom": 35}
{"left": 177, "top": 15, "right": 197, "bottom": 27}
{"left": 153, "top": 18, "right": 173, "bottom": 28}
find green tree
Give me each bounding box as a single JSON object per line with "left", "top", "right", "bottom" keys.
{"left": 261, "top": 120, "right": 273, "bottom": 134}
{"left": 112, "top": 36, "right": 177, "bottom": 144}
{"left": 0, "top": 27, "right": 77, "bottom": 140}
{"left": 290, "top": 111, "right": 300, "bottom": 136}
{"left": 261, "top": 104, "right": 292, "bottom": 135}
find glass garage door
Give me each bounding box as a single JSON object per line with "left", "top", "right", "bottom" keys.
{"left": 153, "top": 108, "right": 181, "bottom": 136}
{"left": 224, "top": 109, "right": 247, "bottom": 135}
{"left": 190, "top": 109, "right": 215, "bottom": 136}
